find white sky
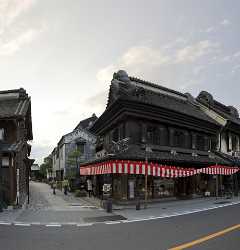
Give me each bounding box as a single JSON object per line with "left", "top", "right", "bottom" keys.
{"left": 0, "top": 0, "right": 240, "bottom": 164}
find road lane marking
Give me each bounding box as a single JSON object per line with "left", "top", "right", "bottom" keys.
{"left": 31, "top": 222, "right": 41, "bottom": 225}
{"left": 105, "top": 221, "right": 121, "bottom": 225}
{"left": 14, "top": 223, "right": 31, "bottom": 227}
{"left": 46, "top": 224, "right": 62, "bottom": 227}
{"left": 169, "top": 224, "right": 240, "bottom": 250}
{"left": 0, "top": 222, "right": 11, "bottom": 225}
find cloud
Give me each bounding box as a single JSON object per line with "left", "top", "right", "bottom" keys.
{"left": 97, "top": 46, "right": 172, "bottom": 84}
{"left": 234, "top": 51, "right": 240, "bottom": 58}
{"left": 221, "top": 19, "right": 231, "bottom": 26}
{"left": 193, "top": 65, "right": 205, "bottom": 76}
{"left": 162, "top": 37, "right": 187, "bottom": 50}
{"left": 96, "top": 65, "right": 116, "bottom": 85}
{"left": 0, "top": 0, "right": 43, "bottom": 57}
{"left": 0, "top": 0, "right": 35, "bottom": 33}
{"left": 84, "top": 90, "right": 108, "bottom": 109}
{"left": 97, "top": 40, "right": 221, "bottom": 88}
{"left": 0, "top": 29, "right": 40, "bottom": 56}
{"left": 121, "top": 46, "right": 171, "bottom": 67}
{"left": 31, "top": 141, "right": 53, "bottom": 164}
{"left": 175, "top": 40, "right": 220, "bottom": 63}
{"left": 205, "top": 26, "right": 215, "bottom": 33}
{"left": 231, "top": 65, "right": 240, "bottom": 74}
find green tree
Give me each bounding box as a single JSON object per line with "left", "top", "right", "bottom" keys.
{"left": 39, "top": 156, "right": 52, "bottom": 179}
{"left": 67, "top": 148, "right": 82, "bottom": 179}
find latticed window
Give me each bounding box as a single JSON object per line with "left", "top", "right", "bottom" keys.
{"left": 112, "top": 127, "right": 119, "bottom": 142}
{"left": 232, "top": 135, "right": 238, "bottom": 151}
{"left": 119, "top": 123, "right": 125, "bottom": 140}
{"left": 196, "top": 135, "right": 205, "bottom": 151}
{"left": 147, "top": 126, "right": 161, "bottom": 145}
{"left": 172, "top": 130, "right": 185, "bottom": 148}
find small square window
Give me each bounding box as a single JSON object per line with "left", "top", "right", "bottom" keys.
{"left": 2, "top": 157, "right": 9, "bottom": 167}
{"left": 0, "top": 128, "right": 4, "bottom": 141}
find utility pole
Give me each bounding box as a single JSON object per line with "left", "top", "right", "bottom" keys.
{"left": 144, "top": 145, "right": 152, "bottom": 209}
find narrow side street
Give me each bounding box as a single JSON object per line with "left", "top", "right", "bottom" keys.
{"left": 1, "top": 182, "right": 123, "bottom": 225}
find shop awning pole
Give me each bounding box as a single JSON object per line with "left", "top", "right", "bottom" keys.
{"left": 144, "top": 145, "right": 152, "bottom": 209}
{"left": 144, "top": 171, "right": 148, "bottom": 209}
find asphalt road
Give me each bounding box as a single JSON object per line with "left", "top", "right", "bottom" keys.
{"left": 1, "top": 203, "right": 240, "bottom": 250}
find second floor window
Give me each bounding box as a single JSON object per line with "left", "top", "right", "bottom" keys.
{"left": 173, "top": 131, "right": 185, "bottom": 148}
{"left": 77, "top": 143, "right": 85, "bottom": 154}
{"left": 112, "top": 128, "right": 119, "bottom": 142}
{"left": 0, "top": 128, "right": 4, "bottom": 141}
{"left": 232, "top": 135, "right": 238, "bottom": 151}
{"left": 146, "top": 126, "right": 160, "bottom": 145}
{"left": 196, "top": 135, "right": 205, "bottom": 151}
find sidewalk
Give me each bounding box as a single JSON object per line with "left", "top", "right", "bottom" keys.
{"left": 0, "top": 182, "right": 112, "bottom": 224}
{"left": 113, "top": 196, "right": 240, "bottom": 220}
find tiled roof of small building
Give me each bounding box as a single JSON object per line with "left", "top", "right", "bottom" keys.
{"left": 0, "top": 88, "right": 31, "bottom": 118}
{"left": 197, "top": 91, "right": 240, "bottom": 126}
{"left": 215, "top": 151, "right": 240, "bottom": 166}
{"left": 0, "top": 141, "right": 22, "bottom": 152}
{"left": 74, "top": 114, "right": 98, "bottom": 131}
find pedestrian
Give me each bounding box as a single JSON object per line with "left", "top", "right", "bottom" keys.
{"left": 62, "top": 178, "right": 69, "bottom": 195}
{"left": 87, "top": 179, "right": 93, "bottom": 197}
{"left": 52, "top": 178, "right": 57, "bottom": 195}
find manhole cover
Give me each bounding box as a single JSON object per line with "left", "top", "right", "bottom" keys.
{"left": 84, "top": 215, "right": 127, "bottom": 223}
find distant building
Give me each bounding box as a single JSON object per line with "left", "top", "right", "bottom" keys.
{"left": 51, "top": 114, "right": 97, "bottom": 180}
{"left": 31, "top": 164, "right": 40, "bottom": 171}
{"left": 30, "top": 164, "right": 40, "bottom": 180}
{"left": 0, "top": 88, "right": 34, "bottom": 206}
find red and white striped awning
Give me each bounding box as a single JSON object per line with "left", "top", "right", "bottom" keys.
{"left": 201, "top": 165, "right": 239, "bottom": 175}
{"left": 80, "top": 160, "right": 239, "bottom": 177}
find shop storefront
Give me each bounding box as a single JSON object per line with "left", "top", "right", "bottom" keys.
{"left": 80, "top": 160, "right": 239, "bottom": 201}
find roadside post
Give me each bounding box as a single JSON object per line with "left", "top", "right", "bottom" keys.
{"left": 103, "top": 184, "right": 112, "bottom": 213}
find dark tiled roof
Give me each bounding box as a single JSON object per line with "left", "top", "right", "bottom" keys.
{"left": 114, "top": 146, "right": 229, "bottom": 166}
{"left": 129, "top": 76, "right": 186, "bottom": 98}
{"left": 74, "top": 114, "right": 98, "bottom": 131}
{"left": 0, "top": 88, "right": 31, "bottom": 118}
{"left": 107, "top": 75, "right": 220, "bottom": 126}
{"left": 0, "top": 142, "right": 22, "bottom": 152}
{"left": 197, "top": 91, "right": 240, "bottom": 126}
{"left": 215, "top": 151, "right": 240, "bottom": 166}
{"left": 80, "top": 145, "right": 230, "bottom": 167}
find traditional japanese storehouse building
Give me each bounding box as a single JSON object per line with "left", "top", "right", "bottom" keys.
{"left": 80, "top": 70, "right": 238, "bottom": 201}
{"left": 0, "top": 88, "right": 34, "bottom": 206}
{"left": 52, "top": 114, "right": 97, "bottom": 180}
{"left": 196, "top": 91, "right": 240, "bottom": 194}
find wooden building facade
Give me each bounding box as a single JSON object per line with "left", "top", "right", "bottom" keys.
{"left": 80, "top": 71, "right": 236, "bottom": 201}
{"left": 0, "top": 88, "right": 33, "bottom": 206}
